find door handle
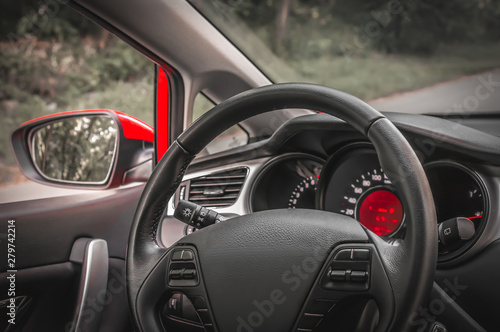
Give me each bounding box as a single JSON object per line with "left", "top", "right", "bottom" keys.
{"left": 68, "top": 238, "right": 109, "bottom": 332}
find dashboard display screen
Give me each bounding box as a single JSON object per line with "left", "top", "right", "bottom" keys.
{"left": 358, "top": 190, "right": 404, "bottom": 235}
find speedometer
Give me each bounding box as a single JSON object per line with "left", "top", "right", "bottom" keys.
{"left": 340, "top": 168, "right": 404, "bottom": 236}
{"left": 319, "top": 144, "right": 405, "bottom": 237}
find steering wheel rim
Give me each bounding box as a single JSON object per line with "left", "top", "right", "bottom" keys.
{"left": 126, "top": 83, "right": 437, "bottom": 332}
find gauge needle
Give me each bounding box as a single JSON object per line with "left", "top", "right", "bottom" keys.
{"left": 467, "top": 215, "right": 482, "bottom": 220}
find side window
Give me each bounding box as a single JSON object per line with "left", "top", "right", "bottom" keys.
{"left": 192, "top": 93, "right": 216, "bottom": 122}
{"left": 0, "top": 3, "right": 154, "bottom": 187}
{"left": 192, "top": 93, "right": 248, "bottom": 156}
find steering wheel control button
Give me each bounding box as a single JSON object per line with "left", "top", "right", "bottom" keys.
{"left": 163, "top": 293, "right": 202, "bottom": 325}
{"left": 333, "top": 248, "right": 371, "bottom": 261}
{"left": 169, "top": 269, "right": 183, "bottom": 280}
{"left": 167, "top": 293, "right": 182, "bottom": 314}
{"left": 181, "top": 250, "right": 194, "bottom": 261}
{"left": 329, "top": 270, "right": 346, "bottom": 282}
{"left": 168, "top": 268, "right": 198, "bottom": 282}
{"left": 167, "top": 246, "right": 200, "bottom": 287}
{"left": 172, "top": 249, "right": 195, "bottom": 261}
{"left": 171, "top": 250, "right": 183, "bottom": 261}
{"left": 171, "top": 249, "right": 195, "bottom": 261}
{"left": 321, "top": 246, "right": 372, "bottom": 291}
{"left": 182, "top": 269, "right": 196, "bottom": 279}
{"left": 350, "top": 271, "right": 368, "bottom": 283}
{"left": 334, "top": 249, "right": 352, "bottom": 261}
{"left": 352, "top": 249, "right": 371, "bottom": 261}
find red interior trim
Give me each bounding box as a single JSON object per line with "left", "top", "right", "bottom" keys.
{"left": 156, "top": 67, "right": 170, "bottom": 161}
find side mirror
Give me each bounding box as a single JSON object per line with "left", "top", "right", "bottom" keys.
{"left": 11, "top": 110, "right": 154, "bottom": 189}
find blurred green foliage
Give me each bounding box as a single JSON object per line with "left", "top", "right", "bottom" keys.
{"left": 0, "top": 0, "right": 153, "bottom": 180}
{"left": 216, "top": 0, "right": 500, "bottom": 56}
{"left": 194, "top": 0, "right": 500, "bottom": 100}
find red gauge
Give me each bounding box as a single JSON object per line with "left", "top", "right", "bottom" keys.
{"left": 358, "top": 190, "right": 404, "bottom": 236}
{"left": 337, "top": 166, "right": 403, "bottom": 237}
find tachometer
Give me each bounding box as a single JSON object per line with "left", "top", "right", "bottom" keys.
{"left": 251, "top": 154, "right": 323, "bottom": 211}
{"left": 288, "top": 161, "right": 321, "bottom": 209}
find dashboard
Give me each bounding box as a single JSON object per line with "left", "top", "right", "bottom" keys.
{"left": 160, "top": 112, "right": 500, "bottom": 266}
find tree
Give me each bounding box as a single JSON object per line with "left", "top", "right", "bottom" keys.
{"left": 275, "top": 0, "right": 292, "bottom": 54}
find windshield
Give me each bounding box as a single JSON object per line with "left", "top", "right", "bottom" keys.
{"left": 190, "top": 0, "right": 500, "bottom": 115}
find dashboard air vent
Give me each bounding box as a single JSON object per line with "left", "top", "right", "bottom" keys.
{"left": 187, "top": 167, "right": 248, "bottom": 208}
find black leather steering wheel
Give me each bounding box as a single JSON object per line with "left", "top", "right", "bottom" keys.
{"left": 126, "top": 83, "right": 437, "bottom": 332}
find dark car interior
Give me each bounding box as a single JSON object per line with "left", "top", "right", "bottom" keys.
{"left": 1, "top": 0, "right": 500, "bottom": 331}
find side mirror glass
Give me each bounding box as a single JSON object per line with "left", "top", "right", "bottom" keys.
{"left": 11, "top": 110, "right": 154, "bottom": 189}
{"left": 30, "top": 115, "right": 118, "bottom": 184}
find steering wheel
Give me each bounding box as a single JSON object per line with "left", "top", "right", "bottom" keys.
{"left": 126, "top": 84, "right": 437, "bottom": 332}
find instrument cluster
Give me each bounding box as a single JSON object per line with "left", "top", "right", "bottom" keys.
{"left": 250, "top": 144, "right": 488, "bottom": 260}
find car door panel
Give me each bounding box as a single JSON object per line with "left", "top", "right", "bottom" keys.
{"left": 0, "top": 185, "right": 143, "bottom": 331}
{"left": 0, "top": 186, "right": 142, "bottom": 270}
